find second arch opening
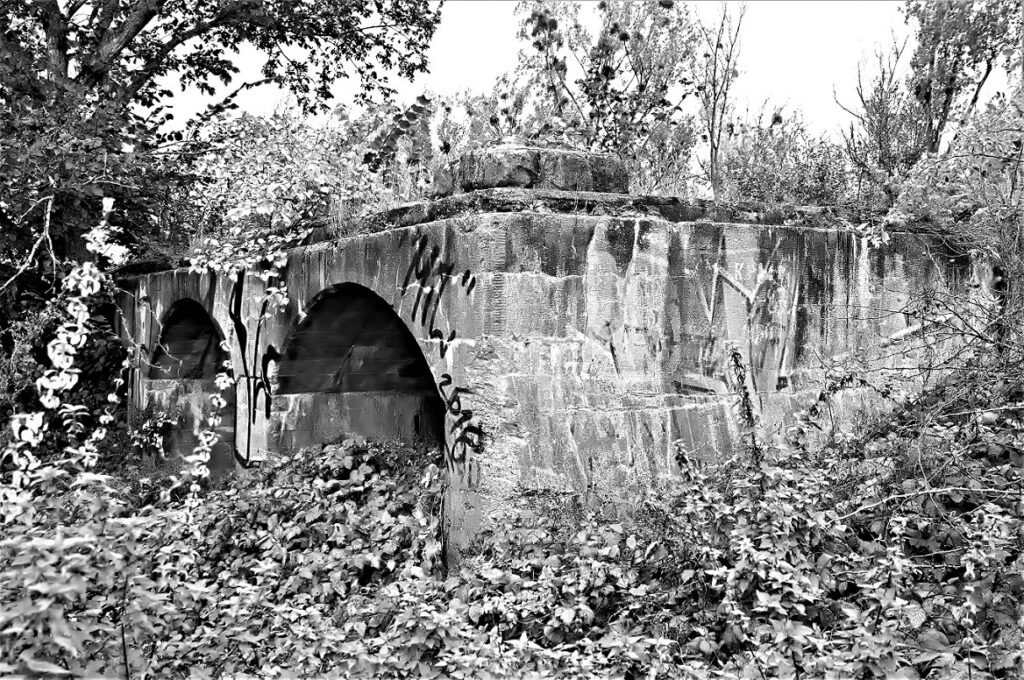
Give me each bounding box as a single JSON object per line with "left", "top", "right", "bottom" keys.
{"left": 274, "top": 283, "right": 445, "bottom": 452}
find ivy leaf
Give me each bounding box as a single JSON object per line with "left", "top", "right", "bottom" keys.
{"left": 20, "top": 654, "right": 69, "bottom": 675}
{"left": 917, "top": 628, "right": 951, "bottom": 651}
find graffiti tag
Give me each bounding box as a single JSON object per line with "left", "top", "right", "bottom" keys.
{"left": 400, "top": 232, "right": 483, "bottom": 467}
{"left": 227, "top": 275, "right": 281, "bottom": 466}
{"left": 401, "top": 233, "right": 476, "bottom": 360}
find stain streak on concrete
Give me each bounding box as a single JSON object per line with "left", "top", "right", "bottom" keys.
{"left": 118, "top": 146, "right": 983, "bottom": 547}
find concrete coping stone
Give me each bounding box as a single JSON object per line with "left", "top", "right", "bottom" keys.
{"left": 109, "top": 190, "right": 884, "bottom": 279}
{"left": 325, "top": 187, "right": 857, "bottom": 238}
{"left": 431, "top": 145, "right": 631, "bottom": 197}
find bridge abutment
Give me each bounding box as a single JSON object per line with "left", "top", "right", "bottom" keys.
{"left": 117, "top": 145, "right": 981, "bottom": 548}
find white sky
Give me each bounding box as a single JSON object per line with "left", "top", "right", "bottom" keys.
{"left": 412, "top": 0, "right": 912, "bottom": 138}
{"left": 168, "top": 1, "right": 1011, "bottom": 140}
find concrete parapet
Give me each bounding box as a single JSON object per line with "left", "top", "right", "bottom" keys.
{"left": 432, "top": 145, "right": 630, "bottom": 197}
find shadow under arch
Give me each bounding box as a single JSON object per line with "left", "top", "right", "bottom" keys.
{"left": 150, "top": 298, "right": 227, "bottom": 379}
{"left": 148, "top": 298, "right": 235, "bottom": 476}
{"left": 273, "top": 282, "right": 445, "bottom": 452}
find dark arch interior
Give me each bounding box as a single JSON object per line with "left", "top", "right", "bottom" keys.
{"left": 146, "top": 299, "right": 235, "bottom": 478}
{"left": 275, "top": 283, "right": 444, "bottom": 448}
{"left": 149, "top": 299, "right": 227, "bottom": 379}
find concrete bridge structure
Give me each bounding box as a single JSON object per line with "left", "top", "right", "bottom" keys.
{"left": 116, "top": 146, "right": 982, "bottom": 544}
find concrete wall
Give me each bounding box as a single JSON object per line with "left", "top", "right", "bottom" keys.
{"left": 117, "top": 146, "right": 982, "bottom": 545}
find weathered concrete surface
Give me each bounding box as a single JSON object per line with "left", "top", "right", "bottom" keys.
{"left": 117, "top": 146, "right": 983, "bottom": 546}
{"left": 139, "top": 297, "right": 235, "bottom": 475}
{"left": 270, "top": 282, "right": 445, "bottom": 452}
{"left": 143, "top": 378, "right": 235, "bottom": 477}
{"left": 433, "top": 145, "right": 630, "bottom": 196}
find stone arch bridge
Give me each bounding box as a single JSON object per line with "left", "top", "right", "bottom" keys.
{"left": 117, "top": 146, "right": 983, "bottom": 544}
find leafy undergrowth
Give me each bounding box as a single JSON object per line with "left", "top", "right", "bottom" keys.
{"left": 1, "top": 440, "right": 445, "bottom": 678}
{"left": 3, "top": 379, "right": 1023, "bottom": 679}
{"left": 337, "top": 393, "right": 1023, "bottom": 680}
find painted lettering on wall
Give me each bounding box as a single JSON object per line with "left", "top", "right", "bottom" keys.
{"left": 437, "top": 373, "right": 484, "bottom": 466}
{"left": 227, "top": 275, "right": 281, "bottom": 466}
{"left": 399, "top": 232, "right": 483, "bottom": 468}
{"left": 401, "top": 233, "right": 476, "bottom": 360}
{"left": 689, "top": 233, "right": 799, "bottom": 397}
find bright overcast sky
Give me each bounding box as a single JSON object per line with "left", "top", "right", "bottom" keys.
{"left": 402, "top": 0, "right": 914, "bottom": 138}
{"left": 169, "top": 1, "right": 1010, "bottom": 140}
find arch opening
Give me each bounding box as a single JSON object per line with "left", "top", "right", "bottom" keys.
{"left": 147, "top": 298, "right": 235, "bottom": 476}
{"left": 150, "top": 299, "right": 227, "bottom": 380}
{"left": 274, "top": 283, "right": 444, "bottom": 452}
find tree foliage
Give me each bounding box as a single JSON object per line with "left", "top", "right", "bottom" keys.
{"left": 523, "top": 2, "right": 694, "bottom": 145}
{"left": 904, "top": 0, "right": 1023, "bottom": 153}
{"left": 895, "top": 88, "right": 1023, "bottom": 242}
{"left": 692, "top": 2, "right": 745, "bottom": 197}
{"left": 363, "top": 94, "right": 434, "bottom": 173}
{"left": 178, "top": 111, "right": 373, "bottom": 244}
{"left": 839, "top": 43, "right": 930, "bottom": 213}
{"left": 839, "top": 0, "right": 1022, "bottom": 215}
{"left": 719, "top": 108, "right": 850, "bottom": 206}
{"left": 2, "top": 0, "right": 440, "bottom": 114}
{"left": 0, "top": 0, "right": 440, "bottom": 337}
{"left": 174, "top": 101, "right": 441, "bottom": 256}
{"left": 445, "top": 0, "right": 699, "bottom": 195}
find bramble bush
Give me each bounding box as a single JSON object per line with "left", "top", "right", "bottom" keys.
{"left": 718, "top": 110, "right": 851, "bottom": 207}
{"left": 10, "top": 415, "right": 1021, "bottom": 678}
{"left": 134, "top": 440, "right": 446, "bottom": 678}
{"left": 1, "top": 431, "right": 445, "bottom": 677}
{"left": 4, "top": 427, "right": 1023, "bottom": 680}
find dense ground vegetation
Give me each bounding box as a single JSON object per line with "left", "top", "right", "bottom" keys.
{"left": 4, "top": 380, "right": 1022, "bottom": 677}
{"left": 2, "top": 0, "right": 1024, "bottom": 677}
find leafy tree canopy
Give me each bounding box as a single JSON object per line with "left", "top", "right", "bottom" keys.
{"left": 2, "top": 0, "right": 440, "bottom": 114}
{"left": 0, "top": 0, "right": 440, "bottom": 335}
{"left": 442, "top": 0, "right": 698, "bottom": 195}
{"left": 904, "top": 0, "right": 1022, "bottom": 153}
{"left": 894, "top": 85, "right": 1024, "bottom": 250}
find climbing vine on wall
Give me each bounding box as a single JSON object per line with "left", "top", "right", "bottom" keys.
{"left": 189, "top": 227, "right": 310, "bottom": 463}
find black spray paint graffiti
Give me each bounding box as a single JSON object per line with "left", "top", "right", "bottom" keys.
{"left": 437, "top": 373, "right": 485, "bottom": 466}
{"left": 401, "top": 233, "right": 476, "bottom": 360}
{"left": 400, "top": 232, "right": 482, "bottom": 467}
{"left": 227, "top": 275, "right": 281, "bottom": 466}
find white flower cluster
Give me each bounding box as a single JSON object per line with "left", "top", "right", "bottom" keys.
{"left": 4, "top": 260, "right": 127, "bottom": 498}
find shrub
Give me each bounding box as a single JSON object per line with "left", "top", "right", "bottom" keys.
{"left": 1, "top": 438, "right": 445, "bottom": 678}
{"left": 719, "top": 110, "right": 851, "bottom": 207}
{"left": 4, "top": 416, "right": 1022, "bottom": 678}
